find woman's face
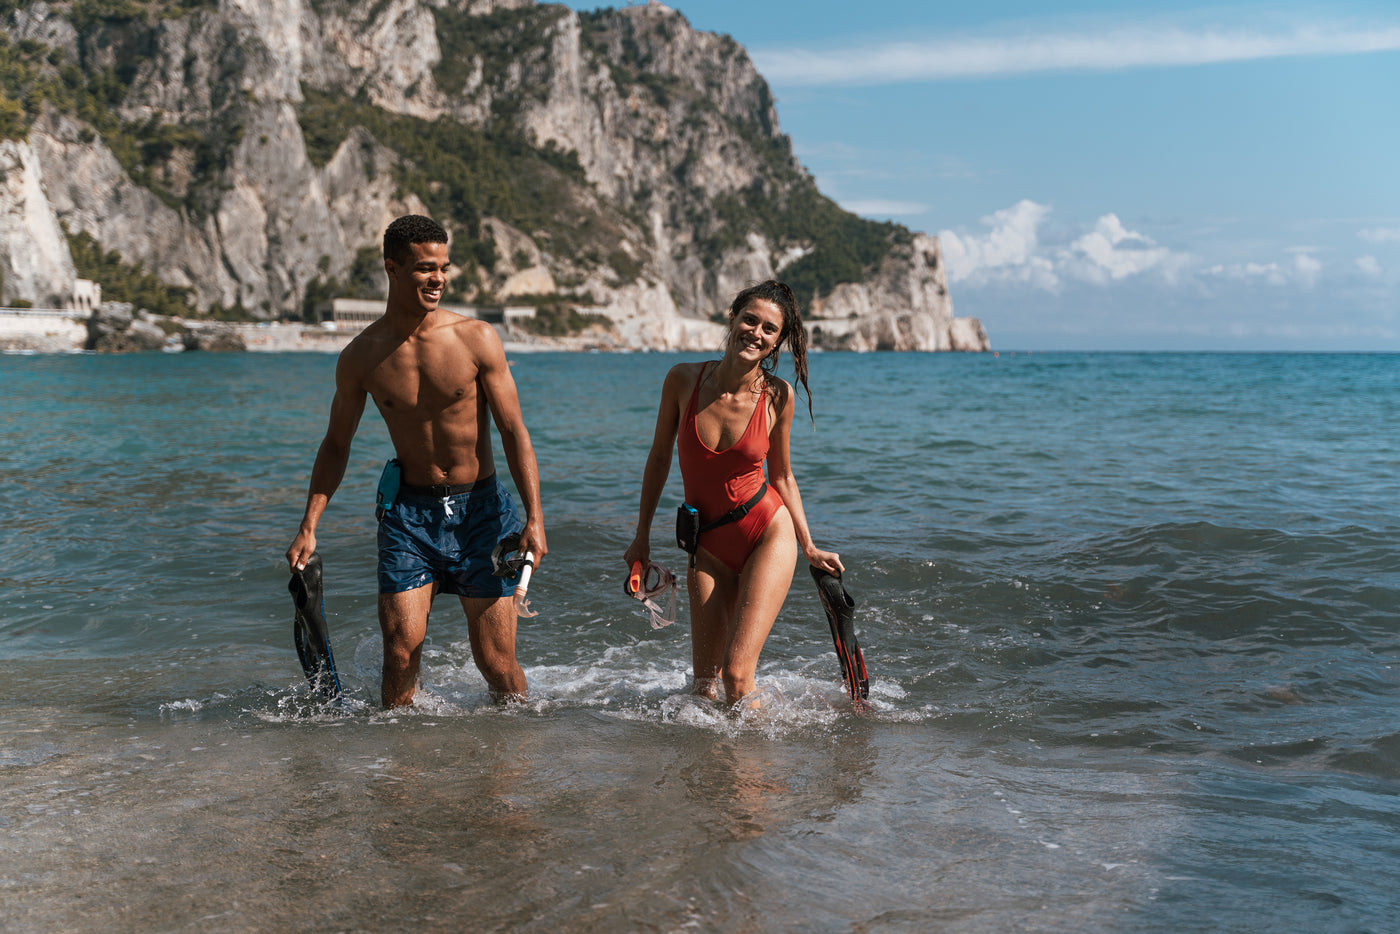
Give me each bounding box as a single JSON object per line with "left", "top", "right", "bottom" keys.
{"left": 729, "top": 298, "right": 785, "bottom": 362}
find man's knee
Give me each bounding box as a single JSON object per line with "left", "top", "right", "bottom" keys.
{"left": 382, "top": 639, "right": 418, "bottom": 672}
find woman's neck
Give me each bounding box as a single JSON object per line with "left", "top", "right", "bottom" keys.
{"left": 709, "top": 355, "right": 764, "bottom": 395}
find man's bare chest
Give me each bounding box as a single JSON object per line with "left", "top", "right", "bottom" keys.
{"left": 367, "top": 356, "right": 480, "bottom": 416}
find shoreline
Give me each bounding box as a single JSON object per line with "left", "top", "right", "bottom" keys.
{"left": 0, "top": 305, "right": 994, "bottom": 354}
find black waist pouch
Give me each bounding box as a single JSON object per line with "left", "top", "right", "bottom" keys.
{"left": 676, "top": 503, "right": 700, "bottom": 556}
{"left": 674, "top": 483, "right": 768, "bottom": 567}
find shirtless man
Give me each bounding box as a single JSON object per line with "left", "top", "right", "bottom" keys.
{"left": 286, "top": 214, "right": 546, "bottom": 708}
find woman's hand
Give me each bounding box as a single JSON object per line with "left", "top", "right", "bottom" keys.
{"left": 805, "top": 547, "right": 844, "bottom": 576}
{"left": 623, "top": 533, "right": 651, "bottom": 573}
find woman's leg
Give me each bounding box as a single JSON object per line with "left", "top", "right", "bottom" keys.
{"left": 687, "top": 551, "right": 738, "bottom": 700}
{"left": 722, "top": 507, "right": 798, "bottom": 703}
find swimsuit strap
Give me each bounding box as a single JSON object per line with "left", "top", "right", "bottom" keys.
{"left": 749, "top": 373, "right": 770, "bottom": 440}
{"left": 687, "top": 362, "right": 770, "bottom": 453}
{"left": 684, "top": 361, "right": 711, "bottom": 423}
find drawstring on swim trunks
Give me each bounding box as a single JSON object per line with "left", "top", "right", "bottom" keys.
{"left": 626, "top": 560, "right": 677, "bottom": 629}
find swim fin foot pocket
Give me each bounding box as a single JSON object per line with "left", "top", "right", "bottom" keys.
{"left": 810, "top": 566, "right": 870, "bottom": 704}
{"left": 289, "top": 552, "right": 343, "bottom": 700}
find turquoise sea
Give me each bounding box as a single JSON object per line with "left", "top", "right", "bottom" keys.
{"left": 2, "top": 350, "right": 1397, "bottom": 933}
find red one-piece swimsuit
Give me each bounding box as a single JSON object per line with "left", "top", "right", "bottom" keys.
{"left": 676, "top": 362, "right": 785, "bottom": 574}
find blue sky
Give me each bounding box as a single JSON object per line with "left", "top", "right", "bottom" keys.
{"left": 561, "top": 1, "right": 1400, "bottom": 350}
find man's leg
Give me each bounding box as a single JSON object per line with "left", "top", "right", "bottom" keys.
{"left": 461, "top": 596, "right": 528, "bottom": 701}
{"left": 378, "top": 584, "right": 433, "bottom": 708}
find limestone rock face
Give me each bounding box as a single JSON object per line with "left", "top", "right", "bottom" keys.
{"left": 804, "top": 233, "right": 987, "bottom": 351}
{"left": 0, "top": 138, "right": 77, "bottom": 307}
{"left": 184, "top": 324, "right": 248, "bottom": 352}
{"left": 2, "top": 0, "right": 988, "bottom": 351}
{"left": 87, "top": 303, "right": 167, "bottom": 352}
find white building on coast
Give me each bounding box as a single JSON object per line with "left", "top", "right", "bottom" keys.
{"left": 0, "top": 278, "right": 102, "bottom": 352}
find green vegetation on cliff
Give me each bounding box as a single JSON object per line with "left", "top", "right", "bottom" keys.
{"left": 576, "top": 4, "right": 910, "bottom": 303}
{"left": 297, "top": 87, "right": 629, "bottom": 293}
{"left": 713, "top": 181, "right": 912, "bottom": 302}
{"left": 0, "top": 20, "right": 241, "bottom": 215}
{"left": 300, "top": 246, "right": 381, "bottom": 322}
{"left": 516, "top": 303, "right": 613, "bottom": 337}
{"left": 3, "top": 0, "right": 921, "bottom": 322}
{"left": 65, "top": 226, "right": 197, "bottom": 318}
{"left": 431, "top": 3, "right": 565, "bottom": 108}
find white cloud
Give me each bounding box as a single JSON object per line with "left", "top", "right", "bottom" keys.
{"left": 939, "top": 202, "right": 1188, "bottom": 289}
{"left": 840, "top": 199, "right": 929, "bottom": 217}
{"left": 939, "top": 200, "right": 1058, "bottom": 288}
{"left": 1063, "top": 214, "right": 1185, "bottom": 284}
{"left": 1292, "top": 252, "right": 1322, "bottom": 287}
{"left": 1205, "top": 261, "right": 1289, "bottom": 285}
{"left": 1203, "top": 252, "right": 1323, "bottom": 288}
{"left": 938, "top": 203, "right": 1383, "bottom": 295}
{"left": 753, "top": 22, "right": 1400, "bottom": 86}
{"left": 1359, "top": 227, "right": 1400, "bottom": 244}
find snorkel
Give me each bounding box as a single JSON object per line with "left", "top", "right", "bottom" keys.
{"left": 492, "top": 534, "right": 538, "bottom": 618}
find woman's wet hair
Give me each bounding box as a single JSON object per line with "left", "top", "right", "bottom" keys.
{"left": 727, "top": 280, "right": 813, "bottom": 421}
{"left": 383, "top": 214, "right": 448, "bottom": 265}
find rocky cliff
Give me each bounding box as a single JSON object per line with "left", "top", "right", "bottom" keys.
{"left": 0, "top": 0, "right": 988, "bottom": 351}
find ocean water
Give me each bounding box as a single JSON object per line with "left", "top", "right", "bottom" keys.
{"left": 1, "top": 350, "right": 1397, "bottom": 933}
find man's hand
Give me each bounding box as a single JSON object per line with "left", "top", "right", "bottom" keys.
{"left": 286, "top": 530, "right": 317, "bottom": 572}
{"left": 517, "top": 517, "right": 547, "bottom": 568}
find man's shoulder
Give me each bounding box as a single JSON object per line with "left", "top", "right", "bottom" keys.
{"left": 339, "top": 319, "right": 393, "bottom": 362}
{"left": 439, "top": 314, "right": 503, "bottom": 355}
{"left": 446, "top": 314, "right": 498, "bottom": 338}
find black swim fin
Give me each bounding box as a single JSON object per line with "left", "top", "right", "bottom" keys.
{"left": 810, "top": 566, "right": 869, "bottom": 703}
{"left": 289, "top": 552, "right": 343, "bottom": 700}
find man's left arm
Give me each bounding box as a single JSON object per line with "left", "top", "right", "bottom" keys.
{"left": 474, "top": 325, "right": 547, "bottom": 564}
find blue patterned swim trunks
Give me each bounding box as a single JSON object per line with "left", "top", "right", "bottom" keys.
{"left": 376, "top": 474, "right": 524, "bottom": 598}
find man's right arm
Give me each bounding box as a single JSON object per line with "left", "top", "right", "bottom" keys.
{"left": 286, "top": 352, "right": 368, "bottom": 571}
{"left": 473, "top": 323, "right": 547, "bottom": 565}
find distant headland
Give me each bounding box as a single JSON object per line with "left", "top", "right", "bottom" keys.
{"left": 0, "top": 0, "right": 989, "bottom": 352}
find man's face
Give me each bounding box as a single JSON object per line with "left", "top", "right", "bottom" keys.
{"left": 387, "top": 241, "right": 451, "bottom": 313}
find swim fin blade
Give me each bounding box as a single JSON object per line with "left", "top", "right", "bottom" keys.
{"left": 288, "top": 552, "right": 343, "bottom": 700}
{"left": 810, "top": 566, "right": 869, "bottom": 705}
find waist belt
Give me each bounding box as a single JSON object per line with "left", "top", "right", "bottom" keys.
{"left": 400, "top": 473, "right": 497, "bottom": 498}
{"left": 701, "top": 482, "right": 768, "bottom": 534}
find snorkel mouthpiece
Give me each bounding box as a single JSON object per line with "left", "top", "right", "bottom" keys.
{"left": 491, "top": 534, "right": 538, "bottom": 618}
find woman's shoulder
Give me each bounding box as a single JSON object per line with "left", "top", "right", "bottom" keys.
{"left": 660, "top": 360, "right": 709, "bottom": 399}
{"left": 664, "top": 360, "right": 712, "bottom": 385}
{"left": 764, "top": 372, "right": 793, "bottom": 402}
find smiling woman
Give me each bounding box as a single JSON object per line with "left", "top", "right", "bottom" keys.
{"left": 622, "top": 280, "right": 845, "bottom": 707}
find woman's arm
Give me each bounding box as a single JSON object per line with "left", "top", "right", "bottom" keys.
{"left": 766, "top": 379, "right": 844, "bottom": 575}
{"left": 624, "top": 364, "right": 689, "bottom": 569}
